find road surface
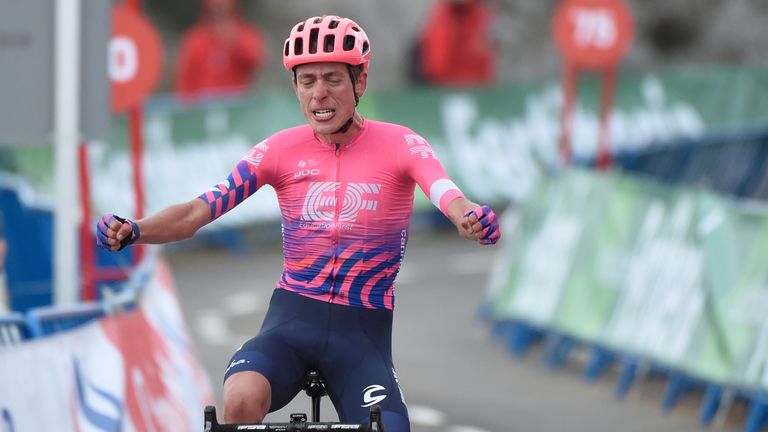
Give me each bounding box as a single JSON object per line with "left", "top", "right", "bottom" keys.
{"left": 168, "top": 229, "right": 743, "bottom": 432}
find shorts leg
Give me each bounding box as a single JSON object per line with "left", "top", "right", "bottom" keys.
{"left": 223, "top": 289, "right": 328, "bottom": 412}
{"left": 322, "top": 351, "right": 410, "bottom": 431}
{"left": 224, "top": 333, "right": 306, "bottom": 412}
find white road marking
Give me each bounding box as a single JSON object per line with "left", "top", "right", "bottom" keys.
{"left": 448, "top": 426, "right": 492, "bottom": 432}
{"left": 221, "top": 291, "right": 264, "bottom": 316}
{"left": 195, "top": 308, "right": 250, "bottom": 347}
{"left": 408, "top": 405, "right": 446, "bottom": 427}
{"left": 194, "top": 291, "right": 266, "bottom": 346}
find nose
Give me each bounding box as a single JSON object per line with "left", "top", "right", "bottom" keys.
{"left": 312, "top": 82, "right": 329, "bottom": 101}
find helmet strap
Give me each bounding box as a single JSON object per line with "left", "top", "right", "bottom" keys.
{"left": 334, "top": 116, "right": 355, "bottom": 134}
{"left": 334, "top": 65, "right": 360, "bottom": 134}
{"left": 347, "top": 65, "right": 360, "bottom": 107}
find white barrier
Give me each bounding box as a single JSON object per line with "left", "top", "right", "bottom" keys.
{"left": 0, "top": 255, "right": 213, "bottom": 431}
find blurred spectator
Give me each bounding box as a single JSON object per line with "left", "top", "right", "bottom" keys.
{"left": 174, "top": 0, "right": 265, "bottom": 100}
{"left": 417, "top": 0, "right": 496, "bottom": 87}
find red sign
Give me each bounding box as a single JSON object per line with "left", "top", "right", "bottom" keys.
{"left": 110, "top": 6, "right": 163, "bottom": 113}
{"left": 553, "top": 0, "right": 634, "bottom": 69}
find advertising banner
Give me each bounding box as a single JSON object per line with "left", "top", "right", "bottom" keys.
{"left": 2, "top": 67, "right": 768, "bottom": 225}
{"left": 487, "top": 169, "right": 768, "bottom": 389}
{"left": 0, "top": 257, "right": 213, "bottom": 431}
{"left": 683, "top": 198, "right": 768, "bottom": 387}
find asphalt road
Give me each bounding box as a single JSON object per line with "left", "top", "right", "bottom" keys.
{"left": 168, "top": 229, "right": 743, "bottom": 432}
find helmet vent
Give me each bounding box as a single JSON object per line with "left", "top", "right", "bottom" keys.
{"left": 362, "top": 41, "right": 370, "bottom": 54}
{"left": 329, "top": 20, "right": 339, "bottom": 29}
{"left": 283, "top": 40, "right": 289, "bottom": 56}
{"left": 309, "top": 28, "right": 319, "bottom": 54}
{"left": 343, "top": 35, "right": 355, "bottom": 51}
{"left": 323, "top": 35, "right": 335, "bottom": 53}
{"left": 294, "top": 37, "right": 303, "bottom": 55}
{"left": 297, "top": 23, "right": 305, "bottom": 32}
{"left": 313, "top": 17, "right": 323, "bottom": 24}
{"left": 352, "top": 26, "right": 360, "bottom": 32}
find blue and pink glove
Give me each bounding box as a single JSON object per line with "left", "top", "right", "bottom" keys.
{"left": 464, "top": 205, "right": 501, "bottom": 245}
{"left": 96, "top": 214, "right": 140, "bottom": 252}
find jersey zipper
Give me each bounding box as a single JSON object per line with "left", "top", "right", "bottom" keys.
{"left": 329, "top": 142, "right": 342, "bottom": 303}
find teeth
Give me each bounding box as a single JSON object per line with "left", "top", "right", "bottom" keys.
{"left": 314, "top": 109, "right": 334, "bottom": 120}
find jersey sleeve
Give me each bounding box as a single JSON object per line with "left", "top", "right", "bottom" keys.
{"left": 398, "top": 130, "right": 464, "bottom": 215}
{"left": 197, "top": 138, "right": 276, "bottom": 221}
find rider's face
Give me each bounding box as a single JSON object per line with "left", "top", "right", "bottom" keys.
{"left": 293, "top": 62, "right": 366, "bottom": 139}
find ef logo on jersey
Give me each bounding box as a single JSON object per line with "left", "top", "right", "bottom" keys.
{"left": 301, "top": 182, "right": 381, "bottom": 223}
{"left": 243, "top": 140, "right": 269, "bottom": 168}
{"left": 404, "top": 133, "right": 437, "bottom": 159}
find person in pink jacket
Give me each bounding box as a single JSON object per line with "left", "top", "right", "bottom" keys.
{"left": 99, "top": 15, "right": 500, "bottom": 431}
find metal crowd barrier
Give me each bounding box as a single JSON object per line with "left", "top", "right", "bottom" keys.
{"left": 25, "top": 301, "right": 107, "bottom": 338}
{"left": 0, "top": 312, "right": 30, "bottom": 345}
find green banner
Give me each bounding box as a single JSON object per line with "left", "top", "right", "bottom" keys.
{"left": 685, "top": 198, "right": 768, "bottom": 387}
{"left": 487, "top": 169, "right": 768, "bottom": 389}
{"left": 2, "top": 66, "right": 768, "bottom": 224}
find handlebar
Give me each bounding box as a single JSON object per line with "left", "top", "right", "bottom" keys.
{"left": 203, "top": 405, "right": 384, "bottom": 432}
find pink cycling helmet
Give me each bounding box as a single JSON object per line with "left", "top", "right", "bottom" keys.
{"left": 283, "top": 15, "right": 371, "bottom": 72}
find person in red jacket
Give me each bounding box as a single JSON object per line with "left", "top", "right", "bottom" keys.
{"left": 175, "top": 0, "right": 265, "bottom": 100}
{"left": 418, "top": 0, "right": 496, "bottom": 87}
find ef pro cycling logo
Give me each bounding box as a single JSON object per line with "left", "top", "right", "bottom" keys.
{"left": 361, "top": 384, "right": 387, "bottom": 408}
{"left": 301, "top": 182, "right": 381, "bottom": 224}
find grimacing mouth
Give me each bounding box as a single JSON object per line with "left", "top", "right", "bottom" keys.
{"left": 312, "top": 108, "right": 336, "bottom": 120}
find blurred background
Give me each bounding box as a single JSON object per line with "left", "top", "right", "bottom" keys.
{"left": 1, "top": 0, "right": 768, "bottom": 431}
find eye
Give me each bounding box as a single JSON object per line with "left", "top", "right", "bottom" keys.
{"left": 298, "top": 76, "right": 315, "bottom": 87}
{"left": 326, "top": 74, "right": 344, "bottom": 85}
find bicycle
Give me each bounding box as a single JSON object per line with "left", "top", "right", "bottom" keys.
{"left": 204, "top": 370, "right": 385, "bottom": 431}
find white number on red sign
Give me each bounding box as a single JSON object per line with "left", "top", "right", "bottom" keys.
{"left": 570, "top": 8, "right": 617, "bottom": 49}
{"left": 108, "top": 36, "right": 138, "bottom": 83}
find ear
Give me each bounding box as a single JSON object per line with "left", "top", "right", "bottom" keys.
{"left": 355, "top": 71, "right": 368, "bottom": 99}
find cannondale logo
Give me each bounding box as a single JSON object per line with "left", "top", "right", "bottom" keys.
{"left": 361, "top": 384, "right": 387, "bottom": 408}
{"left": 301, "top": 182, "right": 381, "bottom": 222}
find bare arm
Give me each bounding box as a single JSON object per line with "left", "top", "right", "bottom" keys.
{"left": 134, "top": 198, "right": 211, "bottom": 244}
{"left": 103, "top": 198, "right": 211, "bottom": 251}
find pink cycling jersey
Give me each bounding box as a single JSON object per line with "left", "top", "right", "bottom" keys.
{"left": 199, "top": 120, "right": 464, "bottom": 310}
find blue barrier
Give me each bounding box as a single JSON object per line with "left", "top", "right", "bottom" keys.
{"left": 0, "top": 178, "right": 54, "bottom": 311}
{"left": 541, "top": 333, "right": 579, "bottom": 370}
{"left": 506, "top": 322, "right": 545, "bottom": 357}
{"left": 0, "top": 312, "right": 30, "bottom": 344}
{"left": 746, "top": 392, "right": 768, "bottom": 432}
{"left": 0, "top": 250, "right": 153, "bottom": 343}
{"left": 585, "top": 345, "right": 618, "bottom": 382}
{"left": 661, "top": 372, "right": 708, "bottom": 411}
{"left": 0, "top": 173, "right": 137, "bottom": 312}
{"left": 612, "top": 127, "right": 768, "bottom": 201}
{"left": 26, "top": 301, "right": 106, "bottom": 338}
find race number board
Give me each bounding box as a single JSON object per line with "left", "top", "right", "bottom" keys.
{"left": 110, "top": 6, "right": 163, "bottom": 113}
{"left": 551, "top": 0, "right": 634, "bottom": 168}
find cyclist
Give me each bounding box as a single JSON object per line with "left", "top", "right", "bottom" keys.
{"left": 97, "top": 15, "right": 500, "bottom": 431}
